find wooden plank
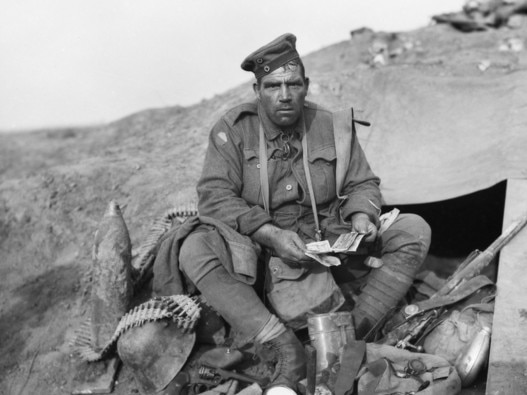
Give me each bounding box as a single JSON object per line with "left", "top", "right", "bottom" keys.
{"left": 486, "top": 179, "right": 527, "bottom": 394}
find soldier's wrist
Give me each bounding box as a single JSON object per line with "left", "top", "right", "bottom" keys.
{"left": 250, "top": 223, "right": 283, "bottom": 249}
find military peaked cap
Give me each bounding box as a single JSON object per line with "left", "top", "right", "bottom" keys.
{"left": 241, "top": 33, "right": 300, "bottom": 79}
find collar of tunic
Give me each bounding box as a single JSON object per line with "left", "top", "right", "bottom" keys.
{"left": 257, "top": 101, "right": 303, "bottom": 142}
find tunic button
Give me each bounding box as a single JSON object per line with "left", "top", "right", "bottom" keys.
{"left": 286, "top": 184, "right": 293, "bottom": 191}
{"left": 256, "top": 163, "right": 261, "bottom": 168}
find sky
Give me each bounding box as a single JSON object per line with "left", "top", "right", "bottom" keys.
{"left": 0, "top": 0, "right": 463, "bottom": 132}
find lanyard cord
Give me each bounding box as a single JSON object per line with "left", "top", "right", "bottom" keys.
{"left": 258, "top": 121, "right": 270, "bottom": 214}
{"left": 258, "top": 116, "right": 322, "bottom": 241}
{"left": 301, "top": 117, "right": 322, "bottom": 241}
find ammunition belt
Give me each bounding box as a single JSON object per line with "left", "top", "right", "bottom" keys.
{"left": 132, "top": 202, "right": 198, "bottom": 282}
{"left": 71, "top": 294, "right": 201, "bottom": 362}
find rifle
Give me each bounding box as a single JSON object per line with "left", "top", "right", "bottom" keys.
{"left": 378, "top": 211, "right": 527, "bottom": 350}
{"left": 433, "top": 212, "right": 527, "bottom": 298}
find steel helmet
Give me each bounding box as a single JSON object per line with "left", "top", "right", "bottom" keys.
{"left": 117, "top": 319, "right": 195, "bottom": 394}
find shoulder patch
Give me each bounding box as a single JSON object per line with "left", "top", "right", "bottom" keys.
{"left": 215, "top": 131, "right": 228, "bottom": 146}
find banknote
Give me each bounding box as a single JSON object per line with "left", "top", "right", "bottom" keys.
{"left": 306, "top": 232, "right": 364, "bottom": 254}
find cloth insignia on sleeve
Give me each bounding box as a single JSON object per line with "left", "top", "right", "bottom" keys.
{"left": 215, "top": 131, "right": 228, "bottom": 145}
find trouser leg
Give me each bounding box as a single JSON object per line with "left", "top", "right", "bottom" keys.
{"left": 353, "top": 213, "right": 431, "bottom": 339}
{"left": 179, "top": 229, "right": 272, "bottom": 342}
{"left": 179, "top": 228, "right": 306, "bottom": 390}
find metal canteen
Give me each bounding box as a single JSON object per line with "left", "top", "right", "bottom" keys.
{"left": 454, "top": 326, "right": 491, "bottom": 387}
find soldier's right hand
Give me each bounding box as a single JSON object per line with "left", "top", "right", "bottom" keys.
{"left": 271, "top": 229, "right": 313, "bottom": 266}
{"left": 251, "top": 224, "right": 312, "bottom": 266}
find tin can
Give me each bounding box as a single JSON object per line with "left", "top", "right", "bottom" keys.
{"left": 307, "top": 312, "right": 355, "bottom": 373}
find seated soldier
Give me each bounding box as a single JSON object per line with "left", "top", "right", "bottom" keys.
{"left": 155, "top": 33, "right": 431, "bottom": 392}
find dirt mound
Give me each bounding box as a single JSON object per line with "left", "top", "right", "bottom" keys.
{"left": 1, "top": 20, "right": 526, "bottom": 394}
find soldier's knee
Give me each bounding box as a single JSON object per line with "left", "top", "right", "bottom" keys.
{"left": 180, "top": 232, "right": 206, "bottom": 265}
{"left": 381, "top": 213, "right": 431, "bottom": 255}
{"left": 401, "top": 213, "right": 431, "bottom": 246}
{"left": 179, "top": 230, "right": 217, "bottom": 282}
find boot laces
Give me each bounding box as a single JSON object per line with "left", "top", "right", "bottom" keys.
{"left": 268, "top": 340, "right": 290, "bottom": 381}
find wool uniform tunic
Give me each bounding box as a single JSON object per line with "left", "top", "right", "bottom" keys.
{"left": 197, "top": 100, "right": 382, "bottom": 243}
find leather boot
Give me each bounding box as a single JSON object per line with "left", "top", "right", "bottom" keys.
{"left": 262, "top": 328, "right": 306, "bottom": 391}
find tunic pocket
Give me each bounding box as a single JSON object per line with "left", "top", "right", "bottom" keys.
{"left": 307, "top": 145, "right": 337, "bottom": 203}
{"left": 241, "top": 148, "right": 279, "bottom": 208}
{"left": 268, "top": 256, "right": 307, "bottom": 282}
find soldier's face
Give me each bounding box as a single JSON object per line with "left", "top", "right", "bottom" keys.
{"left": 254, "top": 65, "right": 309, "bottom": 128}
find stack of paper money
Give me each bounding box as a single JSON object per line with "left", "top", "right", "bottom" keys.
{"left": 305, "top": 232, "right": 365, "bottom": 267}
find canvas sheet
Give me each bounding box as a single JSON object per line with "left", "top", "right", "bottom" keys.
{"left": 350, "top": 66, "right": 527, "bottom": 205}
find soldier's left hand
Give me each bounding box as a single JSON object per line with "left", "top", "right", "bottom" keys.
{"left": 351, "top": 212, "right": 378, "bottom": 243}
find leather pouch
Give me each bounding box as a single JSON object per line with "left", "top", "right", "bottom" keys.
{"left": 266, "top": 257, "right": 345, "bottom": 329}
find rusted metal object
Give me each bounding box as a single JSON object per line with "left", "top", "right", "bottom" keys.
{"left": 90, "top": 200, "right": 134, "bottom": 351}
{"left": 70, "top": 200, "right": 134, "bottom": 394}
